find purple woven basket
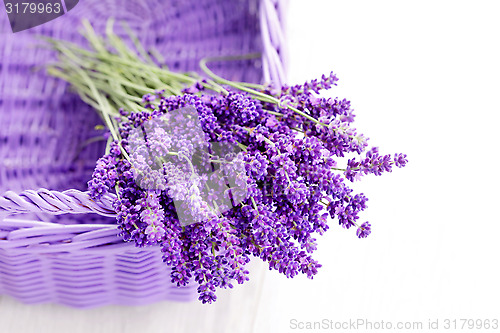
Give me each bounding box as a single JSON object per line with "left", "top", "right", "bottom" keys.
{"left": 0, "top": 0, "right": 287, "bottom": 308}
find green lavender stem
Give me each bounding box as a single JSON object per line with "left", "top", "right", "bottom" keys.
{"left": 45, "top": 18, "right": 329, "bottom": 149}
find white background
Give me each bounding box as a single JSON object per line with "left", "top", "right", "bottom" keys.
{"left": 1, "top": 1, "right": 500, "bottom": 332}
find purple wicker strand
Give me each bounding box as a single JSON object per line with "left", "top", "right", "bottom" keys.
{"left": 261, "top": 0, "right": 287, "bottom": 86}
{"left": 0, "top": 189, "right": 116, "bottom": 216}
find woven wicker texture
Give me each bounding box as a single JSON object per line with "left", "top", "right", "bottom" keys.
{"left": 0, "top": 0, "right": 286, "bottom": 307}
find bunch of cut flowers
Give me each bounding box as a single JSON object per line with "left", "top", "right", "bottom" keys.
{"left": 45, "top": 20, "right": 407, "bottom": 304}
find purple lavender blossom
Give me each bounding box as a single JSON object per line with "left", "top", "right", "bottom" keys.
{"left": 344, "top": 147, "right": 409, "bottom": 182}
{"left": 86, "top": 71, "right": 408, "bottom": 304}
{"left": 356, "top": 222, "right": 372, "bottom": 238}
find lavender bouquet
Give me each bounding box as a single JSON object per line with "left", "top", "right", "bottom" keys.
{"left": 46, "top": 20, "right": 407, "bottom": 303}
